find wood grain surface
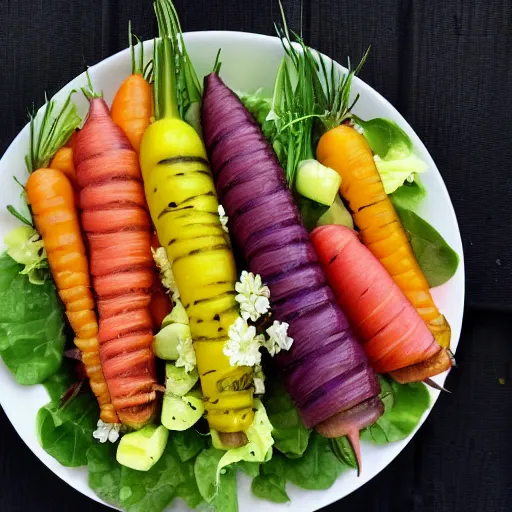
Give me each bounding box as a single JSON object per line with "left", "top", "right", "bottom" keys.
{"left": 1, "top": 1, "right": 511, "bottom": 511}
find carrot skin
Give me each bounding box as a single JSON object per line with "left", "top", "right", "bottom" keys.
{"left": 311, "top": 225, "right": 451, "bottom": 381}
{"left": 74, "top": 97, "right": 157, "bottom": 428}
{"left": 317, "top": 124, "right": 451, "bottom": 349}
{"left": 26, "top": 168, "right": 118, "bottom": 423}
{"left": 111, "top": 74, "right": 152, "bottom": 154}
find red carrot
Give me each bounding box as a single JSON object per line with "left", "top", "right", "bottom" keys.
{"left": 311, "top": 225, "right": 452, "bottom": 383}
{"left": 74, "top": 79, "right": 157, "bottom": 428}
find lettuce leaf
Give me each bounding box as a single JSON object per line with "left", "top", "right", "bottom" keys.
{"left": 375, "top": 154, "right": 428, "bottom": 194}
{"left": 88, "top": 440, "right": 203, "bottom": 512}
{"left": 194, "top": 447, "right": 238, "bottom": 512}
{"left": 395, "top": 206, "right": 460, "bottom": 287}
{"left": 251, "top": 455, "right": 290, "bottom": 503}
{"left": 362, "top": 376, "right": 430, "bottom": 444}
{"left": 37, "top": 391, "right": 98, "bottom": 467}
{"left": 0, "top": 253, "right": 65, "bottom": 384}
{"left": 263, "top": 377, "right": 311, "bottom": 458}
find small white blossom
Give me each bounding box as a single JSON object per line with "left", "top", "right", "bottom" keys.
{"left": 265, "top": 321, "right": 294, "bottom": 356}
{"left": 218, "top": 205, "right": 229, "bottom": 233}
{"left": 151, "top": 247, "right": 179, "bottom": 299}
{"left": 253, "top": 364, "right": 265, "bottom": 395}
{"left": 224, "top": 317, "right": 264, "bottom": 367}
{"left": 93, "top": 419, "right": 121, "bottom": 444}
{"left": 235, "top": 271, "right": 271, "bottom": 322}
{"left": 176, "top": 336, "right": 196, "bottom": 373}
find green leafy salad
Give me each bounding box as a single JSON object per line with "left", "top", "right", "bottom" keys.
{"left": 0, "top": 2, "right": 460, "bottom": 512}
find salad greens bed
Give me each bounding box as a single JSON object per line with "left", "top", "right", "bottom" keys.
{"left": 0, "top": 14, "right": 459, "bottom": 512}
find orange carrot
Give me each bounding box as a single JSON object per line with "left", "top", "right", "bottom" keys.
{"left": 26, "top": 168, "right": 118, "bottom": 423}
{"left": 311, "top": 225, "right": 451, "bottom": 383}
{"left": 74, "top": 80, "right": 157, "bottom": 428}
{"left": 111, "top": 27, "right": 152, "bottom": 154}
{"left": 317, "top": 124, "right": 451, "bottom": 350}
{"left": 50, "top": 147, "right": 77, "bottom": 189}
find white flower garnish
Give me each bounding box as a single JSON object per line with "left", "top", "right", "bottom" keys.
{"left": 224, "top": 317, "right": 264, "bottom": 367}
{"left": 253, "top": 364, "right": 265, "bottom": 395}
{"left": 264, "top": 321, "right": 294, "bottom": 356}
{"left": 176, "top": 336, "right": 196, "bottom": 373}
{"left": 218, "top": 205, "right": 229, "bottom": 233}
{"left": 151, "top": 247, "right": 179, "bottom": 299}
{"left": 93, "top": 419, "right": 121, "bottom": 444}
{"left": 235, "top": 271, "right": 271, "bottom": 322}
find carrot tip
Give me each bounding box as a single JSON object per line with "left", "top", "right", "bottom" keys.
{"left": 346, "top": 428, "right": 362, "bottom": 476}
{"left": 423, "top": 378, "right": 451, "bottom": 394}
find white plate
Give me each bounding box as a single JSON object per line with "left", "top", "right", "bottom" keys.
{"left": 0, "top": 31, "right": 465, "bottom": 512}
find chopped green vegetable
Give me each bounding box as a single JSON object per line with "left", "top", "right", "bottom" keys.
{"left": 375, "top": 154, "right": 428, "bottom": 194}
{"left": 116, "top": 425, "right": 169, "bottom": 471}
{"left": 296, "top": 159, "right": 342, "bottom": 205}
{"left": 161, "top": 389, "right": 204, "bottom": 431}
{"left": 263, "top": 377, "right": 311, "bottom": 458}
{"left": 395, "top": 206, "right": 460, "bottom": 287}
{"left": 162, "top": 299, "right": 188, "bottom": 326}
{"left": 4, "top": 225, "right": 48, "bottom": 285}
{"left": 165, "top": 364, "right": 198, "bottom": 396}
{"left": 362, "top": 376, "right": 430, "bottom": 444}
{"left": 0, "top": 253, "right": 65, "bottom": 384}
{"left": 316, "top": 194, "right": 354, "bottom": 229}
{"left": 152, "top": 322, "right": 190, "bottom": 360}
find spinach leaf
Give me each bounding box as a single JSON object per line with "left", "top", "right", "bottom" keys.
{"left": 88, "top": 440, "right": 203, "bottom": 512}
{"left": 42, "top": 363, "right": 73, "bottom": 401}
{"left": 36, "top": 391, "right": 98, "bottom": 467}
{"left": 87, "top": 443, "right": 122, "bottom": 506}
{"left": 395, "top": 206, "right": 460, "bottom": 287}
{"left": 251, "top": 455, "right": 290, "bottom": 503}
{"left": 390, "top": 179, "right": 426, "bottom": 210}
{"left": 354, "top": 117, "right": 412, "bottom": 160}
{"left": 236, "top": 460, "right": 260, "bottom": 478}
{"left": 362, "top": 376, "right": 430, "bottom": 444}
{"left": 330, "top": 436, "right": 358, "bottom": 469}
{"left": 194, "top": 447, "right": 238, "bottom": 512}
{"left": 263, "top": 377, "right": 311, "bottom": 458}
{"left": 171, "top": 429, "right": 207, "bottom": 462}
{"left": 283, "top": 432, "right": 347, "bottom": 490}
{"left": 0, "top": 253, "right": 65, "bottom": 384}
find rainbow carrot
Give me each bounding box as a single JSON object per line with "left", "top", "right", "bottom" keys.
{"left": 311, "top": 225, "right": 451, "bottom": 382}
{"left": 111, "top": 24, "right": 152, "bottom": 154}
{"left": 74, "top": 77, "right": 157, "bottom": 428}
{"left": 25, "top": 98, "right": 118, "bottom": 423}
{"left": 316, "top": 125, "right": 451, "bottom": 349}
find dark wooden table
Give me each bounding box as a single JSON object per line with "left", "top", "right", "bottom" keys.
{"left": 1, "top": 1, "right": 512, "bottom": 511}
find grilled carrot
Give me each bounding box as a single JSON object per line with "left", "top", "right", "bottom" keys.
{"left": 74, "top": 77, "right": 157, "bottom": 428}
{"left": 317, "top": 124, "right": 451, "bottom": 349}
{"left": 25, "top": 98, "right": 118, "bottom": 423}
{"left": 311, "top": 225, "right": 451, "bottom": 382}
{"left": 139, "top": 0, "right": 254, "bottom": 443}
{"left": 111, "top": 24, "right": 152, "bottom": 154}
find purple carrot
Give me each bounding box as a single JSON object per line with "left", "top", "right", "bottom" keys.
{"left": 202, "top": 72, "right": 384, "bottom": 466}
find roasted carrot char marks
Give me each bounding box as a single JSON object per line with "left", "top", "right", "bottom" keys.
{"left": 74, "top": 78, "right": 157, "bottom": 428}
{"left": 317, "top": 124, "right": 452, "bottom": 350}
{"left": 25, "top": 97, "right": 118, "bottom": 424}
{"left": 311, "top": 225, "right": 452, "bottom": 382}
{"left": 201, "top": 72, "right": 383, "bottom": 464}
{"left": 139, "top": 0, "right": 253, "bottom": 445}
